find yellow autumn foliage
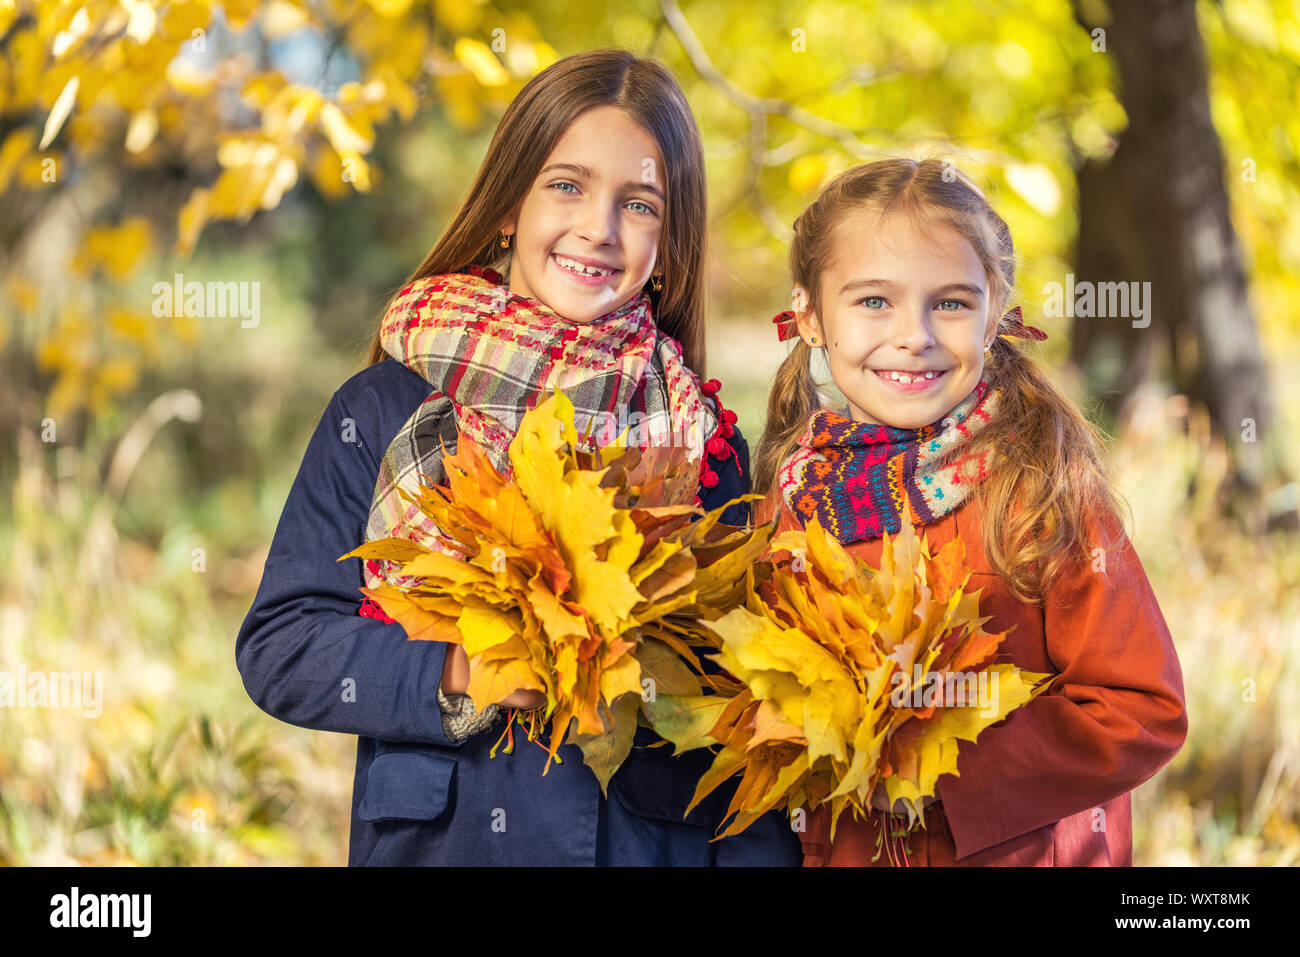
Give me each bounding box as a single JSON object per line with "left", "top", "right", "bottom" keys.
{"left": 645, "top": 516, "right": 1054, "bottom": 841}
{"left": 340, "top": 392, "right": 773, "bottom": 790}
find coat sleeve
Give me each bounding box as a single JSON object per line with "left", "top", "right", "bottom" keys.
{"left": 235, "top": 388, "right": 466, "bottom": 748}
{"left": 935, "top": 514, "right": 1188, "bottom": 859}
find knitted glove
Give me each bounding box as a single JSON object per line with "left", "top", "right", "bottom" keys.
{"left": 436, "top": 687, "right": 504, "bottom": 742}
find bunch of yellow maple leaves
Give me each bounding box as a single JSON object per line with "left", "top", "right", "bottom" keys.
{"left": 643, "top": 516, "right": 1053, "bottom": 844}
{"left": 340, "top": 392, "right": 771, "bottom": 789}
{"left": 342, "top": 392, "right": 1052, "bottom": 838}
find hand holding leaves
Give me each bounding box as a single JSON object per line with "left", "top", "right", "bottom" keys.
{"left": 645, "top": 517, "right": 1053, "bottom": 842}
{"left": 340, "top": 392, "right": 770, "bottom": 790}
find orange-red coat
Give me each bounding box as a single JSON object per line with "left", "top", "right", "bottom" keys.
{"left": 755, "top": 489, "right": 1188, "bottom": 866}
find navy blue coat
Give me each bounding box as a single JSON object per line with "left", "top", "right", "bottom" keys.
{"left": 236, "top": 358, "right": 802, "bottom": 866}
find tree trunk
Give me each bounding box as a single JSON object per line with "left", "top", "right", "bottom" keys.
{"left": 1071, "top": 0, "right": 1283, "bottom": 504}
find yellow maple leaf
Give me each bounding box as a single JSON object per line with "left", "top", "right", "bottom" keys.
{"left": 646, "top": 514, "right": 1055, "bottom": 847}
{"left": 342, "top": 389, "right": 772, "bottom": 790}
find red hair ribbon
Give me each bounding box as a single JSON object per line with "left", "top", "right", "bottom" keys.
{"left": 1000, "top": 305, "right": 1048, "bottom": 342}
{"left": 772, "top": 310, "right": 799, "bottom": 342}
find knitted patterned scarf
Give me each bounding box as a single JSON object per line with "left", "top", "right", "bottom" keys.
{"left": 779, "top": 374, "right": 999, "bottom": 544}
{"left": 361, "top": 267, "right": 720, "bottom": 592}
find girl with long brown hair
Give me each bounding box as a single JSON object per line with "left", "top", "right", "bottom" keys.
{"left": 237, "top": 49, "right": 798, "bottom": 866}
{"left": 755, "top": 157, "right": 1187, "bottom": 865}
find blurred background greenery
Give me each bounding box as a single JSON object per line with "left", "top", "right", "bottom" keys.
{"left": 1, "top": 0, "right": 1297, "bottom": 865}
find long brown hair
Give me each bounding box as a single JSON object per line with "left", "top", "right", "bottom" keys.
{"left": 756, "top": 158, "right": 1126, "bottom": 604}
{"left": 363, "top": 49, "right": 708, "bottom": 373}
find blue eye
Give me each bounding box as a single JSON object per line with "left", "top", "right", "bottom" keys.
{"left": 935, "top": 299, "right": 969, "bottom": 311}
{"left": 626, "top": 200, "right": 654, "bottom": 215}
{"left": 549, "top": 181, "right": 579, "bottom": 194}
{"left": 857, "top": 296, "right": 887, "bottom": 309}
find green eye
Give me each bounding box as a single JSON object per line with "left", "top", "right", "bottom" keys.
{"left": 858, "top": 296, "right": 887, "bottom": 309}
{"left": 626, "top": 200, "right": 653, "bottom": 214}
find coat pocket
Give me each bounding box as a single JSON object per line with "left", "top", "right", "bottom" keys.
{"left": 358, "top": 748, "right": 457, "bottom": 823}
{"left": 609, "top": 735, "right": 717, "bottom": 828}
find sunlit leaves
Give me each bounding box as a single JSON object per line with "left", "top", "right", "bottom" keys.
{"left": 0, "top": 0, "right": 561, "bottom": 420}
{"left": 0, "top": 128, "right": 43, "bottom": 191}
{"left": 454, "top": 38, "right": 510, "bottom": 87}
{"left": 341, "top": 392, "right": 773, "bottom": 791}
{"left": 646, "top": 518, "right": 1052, "bottom": 842}
{"left": 1201, "top": 0, "right": 1300, "bottom": 341}
{"left": 3, "top": 0, "right": 1290, "bottom": 427}
{"left": 73, "top": 219, "right": 153, "bottom": 280}
{"left": 39, "top": 76, "right": 79, "bottom": 150}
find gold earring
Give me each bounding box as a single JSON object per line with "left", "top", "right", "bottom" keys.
{"left": 499, "top": 232, "right": 511, "bottom": 249}
{"left": 650, "top": 274, "right": 663, "bottom": 291}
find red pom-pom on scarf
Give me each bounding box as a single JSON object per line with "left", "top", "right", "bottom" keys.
{"left": 464, "top": 264, "right": 504, "bottom": 285}
{"left": 359, "top": 596, "right": 397, "bottom": 624}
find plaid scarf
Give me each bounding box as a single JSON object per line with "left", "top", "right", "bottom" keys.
{"left": 361, "top": 267, "right": 718, "bottom": 591}
{"left": 779, "top": 375, "right": 999, "bottom": 544}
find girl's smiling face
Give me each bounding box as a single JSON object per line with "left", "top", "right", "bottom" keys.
{"left": 795, "top": 208, "right": 998, "bottom": 429}
{"left": 502, "top": 105, "right": 666, "bottom": 323}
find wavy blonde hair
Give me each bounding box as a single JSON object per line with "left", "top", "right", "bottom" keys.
{"left": 755, "top": 158, "right": 1126, "bottom": 604}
